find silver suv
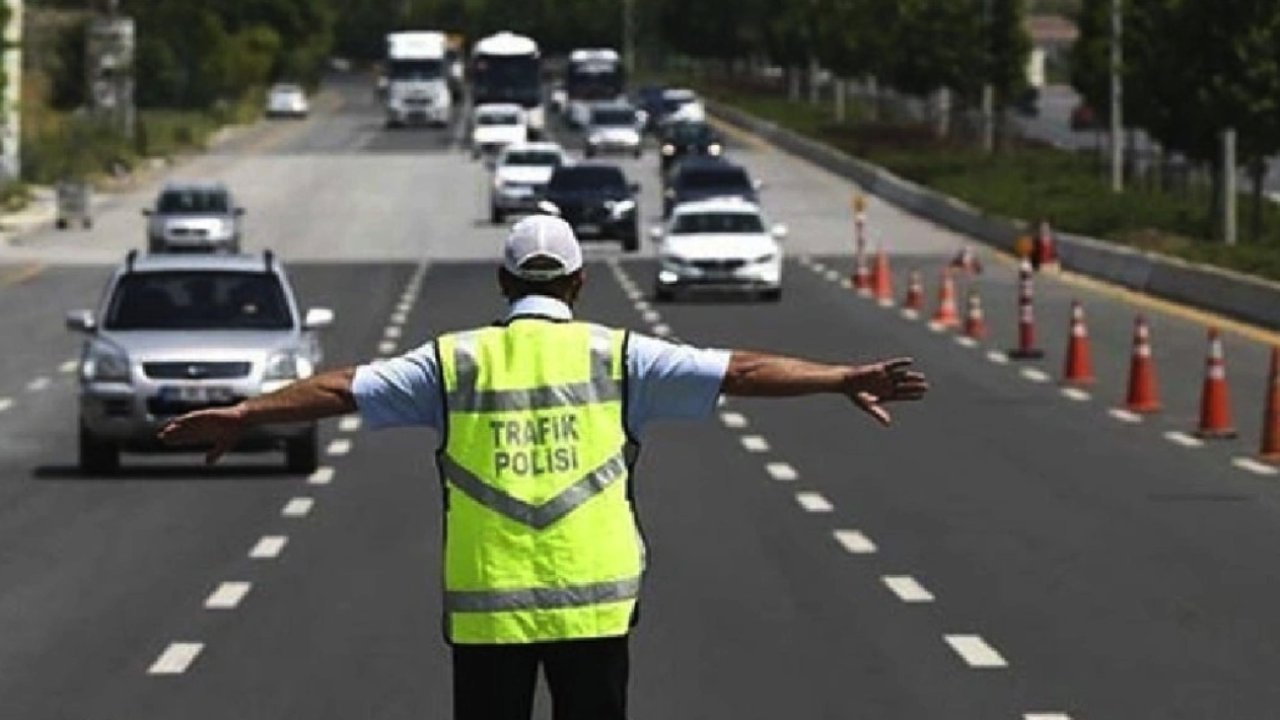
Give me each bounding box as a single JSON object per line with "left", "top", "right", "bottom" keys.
{"left": 144, "top": 181, "right": 245, "bottom": 253}
{"left": 67, "top": 251, "right": 334, "bottom": 474}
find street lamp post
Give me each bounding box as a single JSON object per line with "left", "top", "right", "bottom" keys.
{"left": 1110, "top": 0, "right": 1123, "bottom": 192}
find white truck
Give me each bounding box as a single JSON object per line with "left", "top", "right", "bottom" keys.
{"left": 384, "top": 31, "right": 452, "bottom": 128}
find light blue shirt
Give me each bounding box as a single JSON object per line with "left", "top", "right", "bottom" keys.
{"left": 352, "top": 296, "right": 731, "bottom": 437}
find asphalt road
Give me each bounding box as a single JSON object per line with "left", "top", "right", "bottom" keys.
{"left": 2, "top": 74, "right": 1280, "bottom": 718}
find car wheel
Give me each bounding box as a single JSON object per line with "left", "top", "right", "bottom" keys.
{"left": 79, "top": 422, "right": 119, "bottom": 475}
{"left": 285, "top": 425, "right": 320, "bottom": 474}
{"left": 633, "top": 148, "right": 642, "bottom": 159}
{"left": 83, "top": 219, "right": 93, "bottom": 230}
{"left": 584, "top": 147, "right": 596, "bottom": 158}
{"left": 761, "top": 288, "right": 783, "bottom": 302}
{"left": 621, "top": 232, "right": 640, "bottom": 253}
{"left": 490, "top": 205, "right": 504, "bottom": 225}
{"left": 654, "top": 286, "right": 675, "bottom": 303}
{"left": 148, "top": 238, "right": 163, "bottom": 254}
{"left": 55, "top": 218, "right": 68, "bottom": 230}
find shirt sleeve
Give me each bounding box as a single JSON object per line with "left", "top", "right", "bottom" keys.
{"left": 626, "top": 332, "right": 731, "bottom": 436}
{"left": 351, "top": 342, "right": 444, "bottom": 430}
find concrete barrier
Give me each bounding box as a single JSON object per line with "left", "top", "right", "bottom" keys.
{"left": 709, "top": 100, "right": 1280, "bottom": 331}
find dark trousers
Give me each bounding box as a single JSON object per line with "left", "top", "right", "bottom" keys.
{"left": 452, "top": 636, "right": 629, "bottom": 720}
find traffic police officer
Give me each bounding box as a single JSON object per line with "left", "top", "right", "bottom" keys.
{"left": 160, "top": 215, "right": 928, "bottom": 720}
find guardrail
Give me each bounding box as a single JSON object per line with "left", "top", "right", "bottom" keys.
{"left": 709, "top": 101, "right": 1280, "bottom": 331}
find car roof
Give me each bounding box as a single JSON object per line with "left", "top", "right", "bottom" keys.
{"left": 552, "top": 161, "right": 624, "bottom": 176}
{"left": 663, "top": 88, "right": 697, "bottom": 100}
{"left": 123, "top": 252, "right": 281, "bottom": 275}
{"left": 501, "top": 141, "right": 564, "bottom": 156}
{"left": 672, "top": 156, "right": 742, "bottom": 173}
{"left": 672, "top": 197, "right": 763, "bottom": 215}
{"left": 159, "top": 180, "right": 229, "bottom": 193}
{"left": 475, "top": 103, "right": 524, "bottom": 115}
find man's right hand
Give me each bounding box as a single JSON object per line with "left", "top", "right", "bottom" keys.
{"left": 158, "top": 405, "right": 248, "bottom": 465}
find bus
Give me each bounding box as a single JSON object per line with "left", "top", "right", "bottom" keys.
{"left": 563, "top": 48, "right": 625, "bottom": 127}
{"left": 472, "top": 31, "right": 544, "bottom": 138}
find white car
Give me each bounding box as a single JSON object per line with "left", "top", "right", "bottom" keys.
{"left": 584, "top": 103, "right": 643, "bottom": 158}
{"left": 471, "top": 104, "right": 528, "bottom": 159}
{"left": 266, "top": 83, "right": 309, "bottom": 118}
{"left": 652, "top": 198, "right": 786, "bottom": 301}
{"left": 660, "top": 88, "right": 706, "bottom": 126}
{"left": 489, "top": 142, "right": 570, "bottom": 223}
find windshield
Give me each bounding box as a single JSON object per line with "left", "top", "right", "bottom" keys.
{"left": 567, "top": 62, "right": 623, "bottom": 99}
{"left": 388, "top": 59, "right": 443, "bottom": 81}
{"left": 666, "top": 123, "right": 715, "bottom": 143}
{"left": 679, "top": 168, "right": 751, "bottom": 191}
{"left": 592, "top": 108, "right": 636, "bottom": 126}
{"left": 549, "top": 167, "right": 625, "bottom": 191}
{"left": 473, "top": 54, "right": 541, "bottom": 106}
{"left": 672, "top": 212, "right": 765, "bottom": 234}
{"left": 157, "top": 189, "right": 229, "bottom": 214}
{"left": 105, "top": 272, "right": 292, "bottom": 331}
{"left": 478, "top": 112, "right": 520, "bottom": 126}
{"left": 271, "top": 84, "right": 303, "bottom": 95}
{"left": 504, "top": 151, "right": 562, "bottom": 167}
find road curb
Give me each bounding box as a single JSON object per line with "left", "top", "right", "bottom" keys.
{"left": 708, "top": 100, "right": 1280, "bottom": 331}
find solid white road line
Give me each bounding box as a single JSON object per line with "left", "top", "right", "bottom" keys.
{"left": 59, "top": 359, "right": 78, "bottom": 374}
{"left": 833, "top": 529, "right": 876, "bottom": 554}
{"left": 881, "top": 575, "right": 935, "bottom": 603}
{"left": 765, "top": 462, "right": 798, "bottom": 481}
{"left": 148, "top": 642, "right": 204, "bottom": 675}
{"left": 986, "top": 350, "right": 1010, "bottom": 365}
{"left": 1232, "top": 457, "right": 1279, "bottom": 476}
{"left": 325, "top": 439, "right": 352, "bottom": 456}
{"left": 282, "top": 497, "right": 314, "bottom": 517}
{"left": 1164, "top": 431, "right": 1205, "bottom": 449}
{"left": 740, "top": 435, "right": 770, "bottom": 453}
{"left": 1108, "top": 408, "right": 1143, "bottom": 423}
{"left": 308, "top": 466, "right": 335, "bottom": 485}
{"left": 26, "top": 376, "right": 50, "bottom": 392}
{"left": 944, "top": 634, "right": 1008, "bottom": 668}
{"left": 0, "top": 397, "right": 11, "bottom": 412}
{"left": 338, "top": 416, "right": 362, "bottom": 433}
{"left": 1060, "top": 387, "right": 1091, "bottom": 402}
{"left": 719, "top": 412, "right": 748, "bottom": 429}
{"left": 204, "top": 581, "right": 252, "bottom": 610}
{"left": 652, "top": 324, "right": 671, "bottom": 337}
{"left": 378, "top": 340, "right": 397, "bottom": 355}
{"left": 795, "top": 491, "right": 834, "bottom": 513}
{"left": 954, "top": 336, "right": 978, "bottom": 348}
{"left": 384, "top": 326, "right": 402, "bottom": 339}
{"left": 249, "top": 536, "right": 288, "bottom": 559}
{"left": 1020, "top": 368, "right": 1051, "bottom": 383}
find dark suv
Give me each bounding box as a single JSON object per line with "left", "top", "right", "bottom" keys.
{"left": 540, "top": 163, "right": 640, "bottom": 252}
{"left": 658, "top": 121, "right": 723, "bottom": 173}
{"left": 663, "top": 157, "right": 758, "bottom": 217}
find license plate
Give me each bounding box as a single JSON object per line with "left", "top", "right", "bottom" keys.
{"left": 159, "top": 386, "right": 232, "bottom": 404}
{"left": 576, "top": 223, "right": 600, "bottom": 235}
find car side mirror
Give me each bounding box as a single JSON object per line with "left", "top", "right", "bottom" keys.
{"left": 649, "top": 226, "right": 664, "bottom": 242}
{"left": 629, "top": 182, "right": 641, "bottom": 193}
{"left": 234, "top": 207, "right": 246, "bottom": 216}
{"left": 141, "top": 208, "right": 152, "bottom": 217}
{"left": 753, "top": 179, "right": 766, "bottom": 191}
{"left": 303, "top": 307, "right": 334, "bottom": 330}
{"left": 484, "top": 158, "right": 496, "bottom": 171}
{"left": 771, "top": 223, "right": 789, "bottom": 239}
{"left": 537, "top": 200, "right": 561, "bottom": 216}
{"left": 66, "top": 309, "right": 96, "bottom": 333}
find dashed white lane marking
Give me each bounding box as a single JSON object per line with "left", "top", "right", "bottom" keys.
{"left": 325, "top": 439, "right": 352, "bottom": 456}
{"left": 625, "top": 289, "right": 643, "bottom": 302}
{"left": 1164, "top": 431, "right": 1204, "bottom": 449}
{"left": 1019, "top": 368, "right": 1050, "bottom": 383}
{"left": 634, "top": 300, "right": 651, "bottom": 312}
{"left": 282, "top": 497, "right": 314, "bottom": 517}
{"left": 249, "top": 535, "right": 288, "bottom": 559}
{"left": 719, "top": 412, "right": 748, "bottom": 429}
{"left": 882, "top": 575, "right": 935, "bottom": 603}
{"left": 26, "top": 376, "right": 50, "bottom": 392}
{"left": 1108, "top": 408, "right": 1143, "bottom": 423}
{"left": 396, "top": 301, "right": 412, "bottom": 314}
{"left": 944, "top": 634, "right": 1009, "bottom": 668}
{"left": 338, "top": 416, "right": 362, "bottom": 433}
{"left": 384, "top": 326, "right": 402, "bottom": 339}
{"left": 986, "top": 350, "right": 1010, "bottom": 365}
{"left": 840, "top": 278, "right": 853, "bottom": 290}
{"left": 824, "top": 269, "right": 840, "bottom": 282}
{"left": 1060, "top": 387, "right": 1091, "bottom": 402}
{"left": 148, "top": 642, "right": 203, "bottom": 675}
{"left": 652, "top": 324, "right": 671, "bottom": 337}
{"left": 59, "top": 359, "right": 78, "bottom": 374}
{"left": 378, "top": 340, "right": 397, "bottom": 355}
{"left": 204, "top": 581, "right": 252, "bottom": 610}
{"left": 0, "top": 397, "right": 11, "bottom": 412}
{"left": 389, "top": 311, "right": 407, "bottom": 325}
{"left": 795, "top": 491, "right": 834, "bottom": 513}
{"left": 765, "top": 462, "right": 798, "bottom": 481}
{"left": 901, "top": 308, "right": 920, "bottom": 320}
{"left": 1233, "top": 457, "right": 1279, "bottom": 476}
{"left": 954, "top": 336, "right": 978, "bottom": 348}
{"left": 740, "top": 435, "right": 769, "bottom": 453}
{"left": 1024, "top": 714, "right": 1074, "bottom": 720}
{"left": 308, "top": 466, "right": 335, "bottom": 485}
{"left": 833, "top": 529, "right": 877, "bottom": 553}
{"left": 641, "top": 310, "right": 661, "bottom": 324}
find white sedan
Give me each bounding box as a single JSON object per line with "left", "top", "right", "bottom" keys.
{"left": 266, "top": 83, "right": 309, "bottom": 119}
{"left": 489, "top": 142, "right": 569, "bottom": 223}
{"left": 471, "top": 104, "right": 528, "bottom": 160}
{"left": 651, "top": 197, "right": 786, "bottom": 302}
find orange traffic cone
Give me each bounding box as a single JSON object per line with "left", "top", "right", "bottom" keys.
{"left": 1035, "top": 218, "right": 1060, "bottom": 272}
{"left": 1008, "top": 258, "right": 1045, "bottom": 359}
{"left": 903, "top": 270, "right": 924, "bottom": 312}
{"left": 930, "top": 270, "right": 960, "bottom": 329}
{"left": 872, "top": 246, "right": 894, "bottom": 306}
{"left": 1196, "top": 328, "right": 1237, "bottom": 439}
{"left": 1261, "top": 347, "right": 1280, "bottom": 461}
{"left": 851, "top": 251, "right": 871, "bottom": 295}
{"left": 1125, "top": 315, "right": 1161, "bottom": 413}
{"left": 1062, "top": 301, "right": 1096, "bottom": 385}
{"left": 963, "top": 290, "right": 987, "bottom": 340}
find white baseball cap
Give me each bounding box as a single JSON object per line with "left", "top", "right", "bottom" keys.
{"left": 503, "top": 215, "right": 583, "bottom": 281}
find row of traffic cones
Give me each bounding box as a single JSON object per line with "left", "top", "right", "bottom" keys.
{"left": 856, "top": 250, "right": 1279, "bottom": 459}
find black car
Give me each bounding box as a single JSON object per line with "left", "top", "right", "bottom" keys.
{"left": 541, "top": 163, "right": 640, "bottom": 252}
{"left": 635, "top": 84, "right": 666, "bottom": 132}
{"left": 659, "top": 121, "right": 723, "bottom": 173}
{"left": 662, "top": 157, "right": 758, "bottom": 217}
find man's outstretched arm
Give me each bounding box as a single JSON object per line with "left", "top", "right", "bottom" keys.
{"left": 722, "top": 352, "right": 928, "bottom": 426}
{"left": 158, "top": 367, "right": 357, "bottom": 464}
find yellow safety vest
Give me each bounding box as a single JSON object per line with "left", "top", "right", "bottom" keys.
{"left": 436, "top": 319, "right": 642, "bottom": 644}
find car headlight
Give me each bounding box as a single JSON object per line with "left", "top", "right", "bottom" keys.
{"left": 588, "top": 134, "right": 602, "bottom": 145}
{"left": 264, "top": 351, "right": 304, "bottom": 381}
{"left": 708, "top": 143, "right": 723, "bottom": 156}
{"left": 83, "top": 342, "right": 131, "bottom": 383}
{"left": 661, "top": 144, "right": 675, "bottom": 156}
{"left": 607, "top": 199, "right": 637, "bottom": 216}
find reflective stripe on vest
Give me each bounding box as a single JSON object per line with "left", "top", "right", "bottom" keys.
{"left": 437, "top": 321, "right": 642, "bottom": 645}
